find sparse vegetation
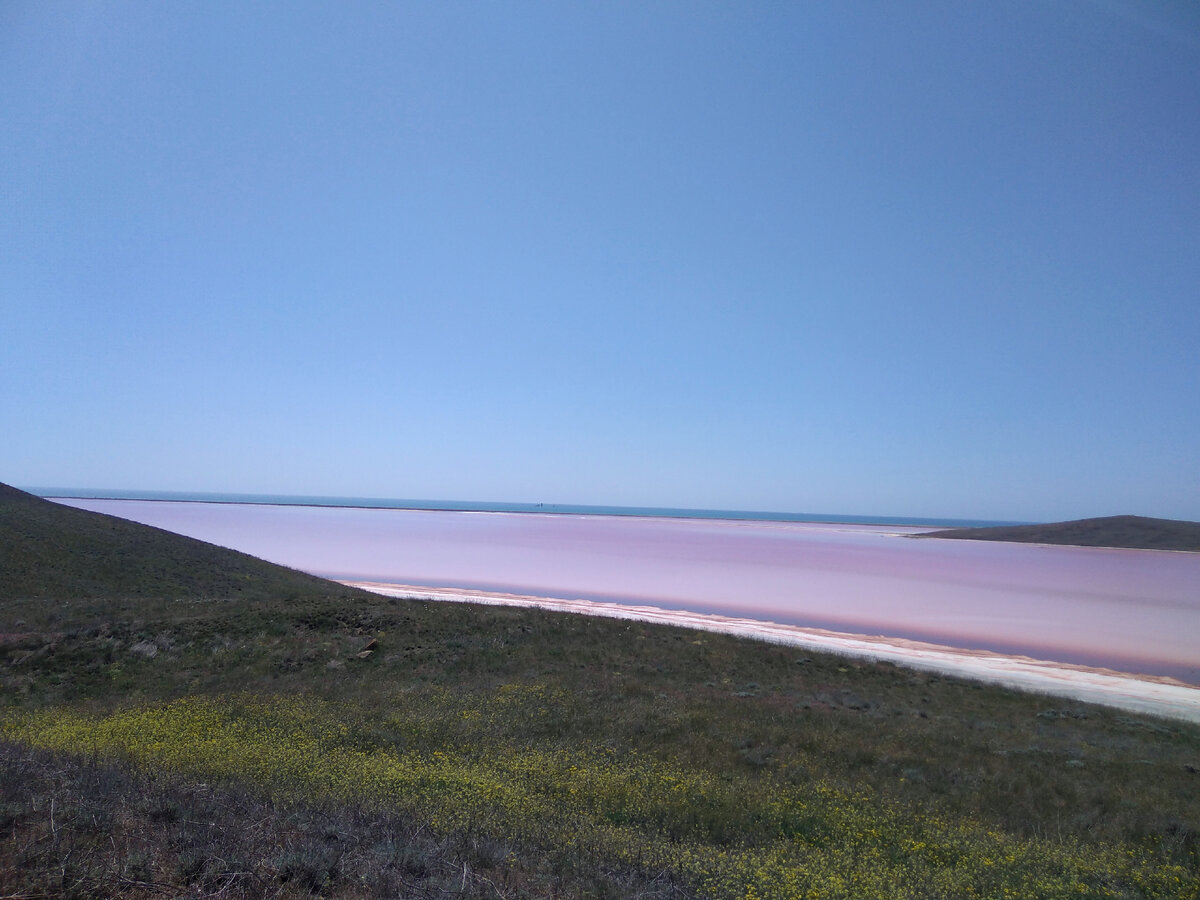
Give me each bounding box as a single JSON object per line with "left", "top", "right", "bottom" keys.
{"left": 2, "top": 484, "right": 1198, "bottom": 897}
{"left": 918, "top": 514, "right": 1200, "bottom": 552}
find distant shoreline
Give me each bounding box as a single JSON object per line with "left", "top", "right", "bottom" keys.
{"left": 917, "top": 515, "right": 1200, "bottom": 552}
{"left": 345, "top": 580, "right": 1200, "bottom": 725}
{"left": 26, "top": 488, "right": 1018, "bottom": 529}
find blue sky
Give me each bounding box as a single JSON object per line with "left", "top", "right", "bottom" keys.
{"left": 3, "top": 2, "right": 1198, "bottom": 522}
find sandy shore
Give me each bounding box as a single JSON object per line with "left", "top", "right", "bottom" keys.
{"left": 343, "top": 580, "right": 1200, "bottom": 725}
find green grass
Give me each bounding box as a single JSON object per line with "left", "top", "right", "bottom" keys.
{"left": 918, "top": 514, "right": 1200, "bottom": 551}
{"left": 0, "top": 482, "right": 362, "bottom": 602}
{"left": 2, "top": 484, "right": 1199, "bottom": 897}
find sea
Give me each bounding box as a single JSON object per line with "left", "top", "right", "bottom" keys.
{"left": 31, "top": 489, "right": 1200, "bottom": 686}
{"left": 26, "top": 488, "right": 1019, "bottom": 528}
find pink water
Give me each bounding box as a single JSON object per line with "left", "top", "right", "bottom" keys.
{"left": 54, "top": 499, "right": 1200, "bottom": 684}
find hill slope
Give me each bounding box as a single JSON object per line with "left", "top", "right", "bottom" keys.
{"left": 918, "top": 514, "right": 1200, "bottom": 551}
{"left": 0, "top": 481, "right": 361, "bottom": 601}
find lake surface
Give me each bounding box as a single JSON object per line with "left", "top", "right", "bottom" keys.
{"left": 51, "top": 498, "right": 1200, "bottom": 684}
{"left": 32, "top": 488, "right": 1013, "bottom": 528}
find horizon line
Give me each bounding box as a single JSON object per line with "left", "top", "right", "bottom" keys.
{"left": 24, "top": 486, "right": 1028, "bottom": 529}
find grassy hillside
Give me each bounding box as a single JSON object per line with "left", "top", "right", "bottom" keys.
{"left": 919, "top": 514, "right": 1200, "bottom": 551}
{"left": 0, "top": 482, "right": 365, "bottom": 602}
{"left": 2, "top": 484, "right": 1198, "bottom": 897}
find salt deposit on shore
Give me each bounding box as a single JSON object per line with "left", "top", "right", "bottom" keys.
{"left": 344, "top": 580, "right": 1200, "bottom": 725}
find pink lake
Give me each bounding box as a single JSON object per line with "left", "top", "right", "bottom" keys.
{"left": 53, "top": 499, "right": 1200, "bottom": 685}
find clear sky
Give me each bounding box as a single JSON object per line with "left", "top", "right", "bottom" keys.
{"left": 3, "top": 2, "right": 1198, "bottom": 522}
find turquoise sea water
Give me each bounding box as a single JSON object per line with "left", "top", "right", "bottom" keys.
{"left": 25, "top": 488, "right": 1021, "bottom": 529}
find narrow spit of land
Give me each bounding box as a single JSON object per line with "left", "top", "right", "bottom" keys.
{"left": 918, "top": 514, "right": 1200, "bottom": 551}
{"left": 2, "top": 483, "right": 1198, "bottom": 898}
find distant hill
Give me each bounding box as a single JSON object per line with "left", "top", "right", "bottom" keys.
{"left": 0, "top": 481, "right": 361, "bottom": 600}
{"left": 917, "top": 514, "right": 1200, "bottom": 551}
